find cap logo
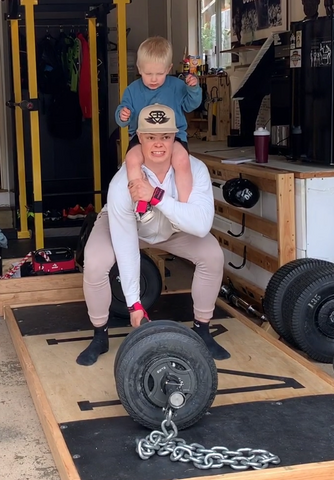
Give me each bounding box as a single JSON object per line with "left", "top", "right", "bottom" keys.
{"left": 145, "top": 109, "right": 170, "bottom": 125}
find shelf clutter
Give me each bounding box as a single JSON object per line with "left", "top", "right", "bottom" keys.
{"left": 186, "top": 74, "right": 231, "bottom": 142}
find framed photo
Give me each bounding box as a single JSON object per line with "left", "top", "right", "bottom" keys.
{"left": 231, "top": 0, "right": 288, "bottom": 44}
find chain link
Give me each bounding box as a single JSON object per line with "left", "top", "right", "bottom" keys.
{"left": 136, "top": 417, "right": 281, "bottom": 471}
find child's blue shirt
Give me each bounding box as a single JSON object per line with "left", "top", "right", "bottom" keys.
{"left": 115, "top": 76, "right": 202, "bottom": 142}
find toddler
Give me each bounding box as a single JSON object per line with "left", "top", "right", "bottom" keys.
{"left": 116, "top": 36, "right": 202, "bottom": 222}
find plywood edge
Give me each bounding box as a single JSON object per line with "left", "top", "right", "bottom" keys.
{"left": 276, "top": 173, "right": 296, "bottom": 266}
{"left": 0, "top": 289, "right": 191, "bottom": 316}
{"left": 294, "top": 171, "right": 334, "bottom": 179}
{"left": 4, "top": 306, "right": 81, "bottom": 480}
{"left": 162, "top": 288, "right": 192, "bottom": 295}
{"left": 187, "top": 460, "right": 334, "bottom": 480}
{"left": 194, "top": 152, "right": 291, "bottom": 176}
{"left": 216, "top": 297, "right": 334, "bottom": 389}
{"left": 1, "top": 272, "right": 83, "bottom": 294}
{"left": 0, "top": 287, "right": 85, "bottom": 317}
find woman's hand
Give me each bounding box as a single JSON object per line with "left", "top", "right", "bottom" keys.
{"left": 130, "top": 309, "right": 145, "bottom": 328}
{"left": 128, "top": 178, "right": 155, "bottom": 202}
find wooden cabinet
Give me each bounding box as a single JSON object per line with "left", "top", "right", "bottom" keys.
{"left": 195, "top": 153, "right": 296, "bottom": 308}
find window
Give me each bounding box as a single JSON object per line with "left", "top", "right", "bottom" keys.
{"left": 199, "top": 0, "right": 231, "bottom": 69}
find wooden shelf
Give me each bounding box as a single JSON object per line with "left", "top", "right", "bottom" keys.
{"left": 189, "top": 118, "right": 208, "bottom": 122}
{"left": 221, "top": 46, "right": 261, "bottom": 54}
{"left": 195, "top": 152, "right": 296, "bottom": 308}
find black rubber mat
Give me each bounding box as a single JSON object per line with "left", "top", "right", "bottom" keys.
{"left": 61, "top": 395, "right": 334, "bottom": 480}
{"left": 13, "top": 294, "right": 229, "bottom": 336}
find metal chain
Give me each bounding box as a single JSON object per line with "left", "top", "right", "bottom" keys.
{"left": 136, "top": 415, "right": 281, "bottom": 471}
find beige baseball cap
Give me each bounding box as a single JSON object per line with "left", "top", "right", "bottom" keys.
{"left": 137, "top": 104, "right": 179, "bottom": 134}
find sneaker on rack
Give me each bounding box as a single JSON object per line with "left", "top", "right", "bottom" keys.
{"left": 67, "top": 205, "right": 86, "bottom": 220}
{"left": 84, "top": 204, "right": 95, "bottom": 215}
{"left": 43, "top": 209, "right": 62, "bottom": 222}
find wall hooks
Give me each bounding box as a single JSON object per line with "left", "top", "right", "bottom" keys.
{"left": 228, "top": 245, "right": 247, "bottom": 270}
{"left": 227, "top": 213, "right": 245, "bottom": 238}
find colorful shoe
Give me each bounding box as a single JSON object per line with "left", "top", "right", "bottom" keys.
{"left": 43, "top": 209, "right": 62, "bottom": 222}
{"left": 84, "top": 204, "right": 95, "bottom": 215}
{"left": 67, "top": 204, "right": 86, "bottom": 220}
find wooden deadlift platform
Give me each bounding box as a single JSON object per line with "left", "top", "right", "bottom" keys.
{"left": 4, "top": 287, "right": 334, "bottom": 480}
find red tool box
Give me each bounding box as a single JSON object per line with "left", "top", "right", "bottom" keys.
{"left": 31, "top": 247, "right": 77, "bottom": 274}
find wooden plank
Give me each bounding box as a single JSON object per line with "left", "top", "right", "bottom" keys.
{"left": 261, "top": 322, "right": 281, "bottom": 339}
{"left": 276, "top": 173, "right": 296, "bottom": 266}
{"left": 211, "top": 228, "right": 278, "bottom": 273}
{"left": 294, "top": 171, "right": 334, "bottom": 179}
{"left": 214, "top": 199, "right": 277, "bottom": 240}
{"left": 195, "top": 152, "right": 291, "bottom": 177}
{"left": 1, "top": 272, "right": 83, "bottom": 294}
{"left": 223, "top": 270, "right": 264, "bottom": 306}
{"left": 4, "top": 306, "right": 80, "bottom": 480}
{"left": 0, "top": 289, "right": 192, "bottom": 313}
{"left": 0, "top": 287, "right": 84, "bottom": 316}
{"left": 209, "top": 165, "right": 277, "bottom": 195}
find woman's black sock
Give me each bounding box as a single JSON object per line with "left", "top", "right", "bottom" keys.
{"left": 76, "top": 324, "right": 109, "bottom": 366}
{"left": 193, "top": 320, "right": 231, "bottom": 360}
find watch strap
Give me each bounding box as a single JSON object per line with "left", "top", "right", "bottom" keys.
{"left": 150, "top": 187, "right": 165, "bottom": 206}
{"left": 128, "top": 302, "right": 149, "bottom": 320}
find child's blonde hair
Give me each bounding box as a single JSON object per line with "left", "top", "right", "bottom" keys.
{"left": 137, "top": 36, "right": 173, "bottom": 69}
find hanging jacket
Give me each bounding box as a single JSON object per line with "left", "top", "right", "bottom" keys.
{"left": 77, "top": 33, "right": 92, "bottom": 119}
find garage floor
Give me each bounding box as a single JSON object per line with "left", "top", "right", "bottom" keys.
{"left": 0, "top": 317, "right": 61, "bottom": 480}
{"left": 2, "top": 294, "right": 334, "bottom": 480}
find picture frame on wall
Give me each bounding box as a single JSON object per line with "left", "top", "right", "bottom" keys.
{"left": 231, "top": 0, "right": 288, "bottom": 45}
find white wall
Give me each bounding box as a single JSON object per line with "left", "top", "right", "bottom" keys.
{"left": 147, "top": 0, "right": 168, "bottom": 38}
{"left": 187, "top": 0, "right": 199, "bottom": 57}
{"left": 170, "top": 1, "right": 189, "bottom": 71}
{"left": 146, "top": 0, "right": 191, "bottom": 72}
{"left": 108, "top": 0, "right": 149, "bottom": 51}
{"left": 289, "top": 1, "right": 326, "bottom": 23}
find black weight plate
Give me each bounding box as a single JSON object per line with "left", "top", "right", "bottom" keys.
{"left": 115, "top": 329, "right": 218, "bottom": 430}
{"left": 109, "top": 252, "right": 162, "bottom": 318}
{"left": 263, "top": 258, "right": 334, "bottom": 345}
{"left": 114, "top": 319, "right": 206, "bottom": 376}
{"left": 285, "top": 265, "right": 334, "bottom": 363}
